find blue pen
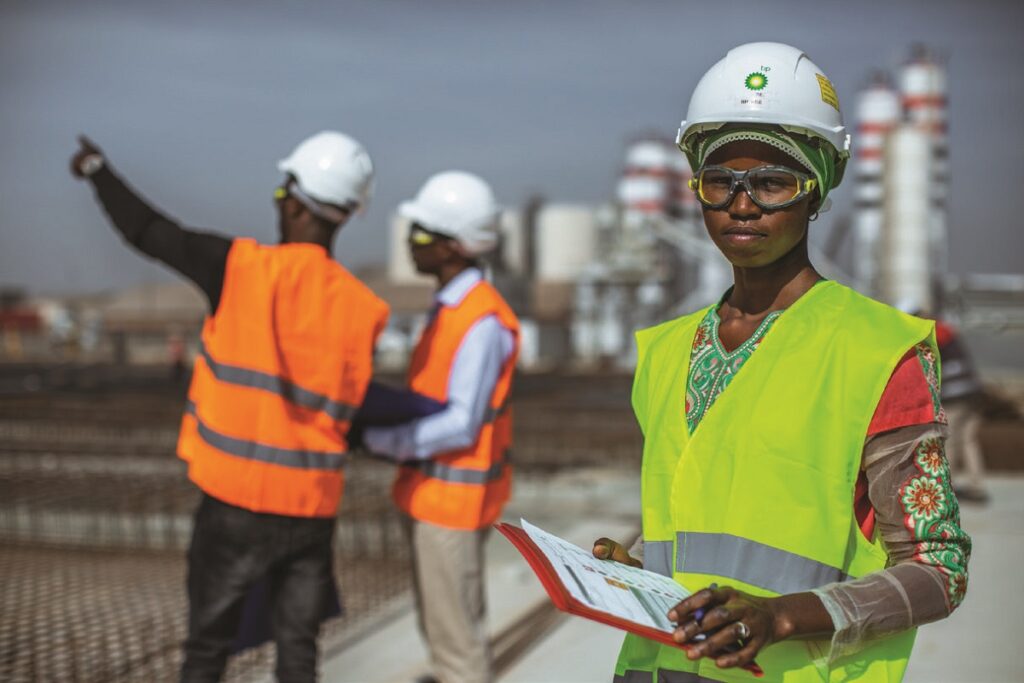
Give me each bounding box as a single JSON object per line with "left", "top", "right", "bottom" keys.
{"left": 691, "top": 583, "right": 718, "bottom": 642}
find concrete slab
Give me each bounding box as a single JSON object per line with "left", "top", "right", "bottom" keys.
{"left": 904, "top": 475, "right": 1024, "bottom": 683}
{"left": 323, "top": 472, "right": 1023, "bottom": 682}
{"left": 500, "top": 615, "right": 625, "bottom": 683}
{"left": 321, "top": 468, "right": 641, "bottom": 683}
{"left": 500, "top": 476, "right": 1024, "bottom": 683}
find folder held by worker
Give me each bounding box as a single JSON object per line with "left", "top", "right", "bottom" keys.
{"left": 495, "top": 519, "right": 764, "bottom": 678}
{"left": 353, "top": 380, "right": 446, "bottom": 426}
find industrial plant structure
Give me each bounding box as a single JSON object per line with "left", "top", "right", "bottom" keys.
{"left": 5, "top": 45, "right": 1022, "bottom": 373}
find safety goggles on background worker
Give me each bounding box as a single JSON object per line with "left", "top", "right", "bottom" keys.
{"left": 407, "top": 223, "right": 450, "bottom": 247}
{"left": 274, "top": 179, "right": 350, "bottom": 225}
{"left": 689, "top": 165, "right": 818, "bottom": 210}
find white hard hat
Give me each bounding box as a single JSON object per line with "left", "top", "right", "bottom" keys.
{"left": 399, "top": 171, "right": 500, "bottom": 257}
{"left": 277, "top": 131, "right": 374, "bottom": 211}
{"left": 677, "top": 42, "right": 851, "bottom": 162}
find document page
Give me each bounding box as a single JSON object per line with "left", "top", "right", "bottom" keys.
{"left": 521, "top": 519, "right": 690, "bottom": 633}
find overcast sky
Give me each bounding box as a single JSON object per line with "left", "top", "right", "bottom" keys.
{"left": 1, "top": 0, "right": 1021, "bottom": 295}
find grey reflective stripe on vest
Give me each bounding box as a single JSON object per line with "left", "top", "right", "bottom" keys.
{"left": 186, "top": 402, "right": 346, "bottom": 471}
{"left": 415, "top": 457, "right": 507, "bottom": 484}
{"left": 199, "top": 342, "right": 357, "bottom": 421}
{"left": 612, "top": 670, "right": 713, "bottom": 683}
{"left": 676, "top": 531, "right": 849, "bottom": 594}
{"left": 643, "top": 540, "right": 674, "bottom": 577}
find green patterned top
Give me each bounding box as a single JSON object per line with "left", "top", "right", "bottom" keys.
{"left": 685, "top": 306, "right": 783, "bottom": 434}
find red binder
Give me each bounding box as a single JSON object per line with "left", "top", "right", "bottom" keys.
{"left": 495, "top": 522, "right": 764, "bottom": 678}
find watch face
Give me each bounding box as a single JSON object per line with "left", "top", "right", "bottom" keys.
{"left": 82, "top": 154, "right": 104, "bottom": 176}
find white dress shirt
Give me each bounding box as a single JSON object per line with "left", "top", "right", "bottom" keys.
{"left": 364, "top": 268, "right": 516, "bottom": 461}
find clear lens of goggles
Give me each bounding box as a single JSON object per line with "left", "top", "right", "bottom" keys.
{"left": 690, "top": 165, "right": 817, "bottom": 210}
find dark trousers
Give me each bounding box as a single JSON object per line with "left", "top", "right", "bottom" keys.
{"left": 180, "top": 494, "right": 336, "bottom": 683}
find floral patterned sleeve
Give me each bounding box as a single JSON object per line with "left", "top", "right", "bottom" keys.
{"left": 812, "top": 344, "right": 972, "bottom": 661}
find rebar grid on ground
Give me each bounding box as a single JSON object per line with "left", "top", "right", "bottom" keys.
{"left": 0, "top": 372, "right": 640, "bottom": 681}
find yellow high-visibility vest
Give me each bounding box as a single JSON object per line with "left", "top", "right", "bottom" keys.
{"left": 615, "top": 281, "right": 933, "bottom": 682}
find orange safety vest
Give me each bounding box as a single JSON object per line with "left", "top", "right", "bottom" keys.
{"left": 178, "top": 238, "right": 389, "bottom": 518}
{"left": 392, "top": 279, "right": 520, "bottom": 530}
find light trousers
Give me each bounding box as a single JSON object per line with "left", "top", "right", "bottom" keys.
{"left": 944, "top": 400, "right": 986, "bottom": 491}
{"left": 403, "top": 515, "right": 492, "bottom": 683}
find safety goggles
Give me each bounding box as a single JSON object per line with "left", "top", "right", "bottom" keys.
{"left": 274, "top": 179, "right": 349, "bottom": 225}
{"left": 407, "top": 223, "right": 449, "bottom": 247}
{"left": 689, "top": 165, "right": 818, "bottom": 210}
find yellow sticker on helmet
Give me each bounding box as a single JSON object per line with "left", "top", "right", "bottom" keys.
{"left": 816, "top": 73, "right": 840, "bottom": 111}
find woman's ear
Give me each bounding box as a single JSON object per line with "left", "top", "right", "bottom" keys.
{"left": 807, "top": 192, "right": 822, "bottom": 221}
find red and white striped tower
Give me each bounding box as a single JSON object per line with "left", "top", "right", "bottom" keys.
{"left": 899, "top": 44, "right": 949, "bottom": 306}
{"left": 616, "top": 140, "right": 672, "bottom": 227}
{"left": 853, "top": 71, "right": 902, "bottom": 295}
{"left": 667, "top": 148, "right": 698, "bottom": 221}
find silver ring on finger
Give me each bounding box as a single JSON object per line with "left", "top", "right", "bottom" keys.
{"left": 736, "top": 621, "right": 751, "bottom": 641}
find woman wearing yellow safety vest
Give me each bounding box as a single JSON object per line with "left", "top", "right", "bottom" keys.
{"left": 593, "top": 42, "right": 970, "bottom": 682}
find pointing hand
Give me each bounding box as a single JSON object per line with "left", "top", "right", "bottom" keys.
{"left": 70, "top": 135, "right": 104, "bottom": 179}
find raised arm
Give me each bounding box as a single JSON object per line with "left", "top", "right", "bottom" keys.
{"left": 71, "top": 136, "right": 232, "bottom": 312}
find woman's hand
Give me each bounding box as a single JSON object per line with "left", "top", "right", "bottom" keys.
{"left": 668, "top": 586, "right": 833, "bottom": 670}
{"left": 592, "top": 537, "right": 642, "bottom": 568}
{"left": 668, "top": 585, "right": 788, "bottom": 670}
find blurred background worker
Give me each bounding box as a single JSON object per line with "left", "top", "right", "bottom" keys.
{"left": 364, "top": 171, "right": 520, "bottom": 683}
{"left": 70, "top": 131, "right": 390, "bottom": 683}
{"left": 935, "top": 318, "right": 989, "bottom": 502}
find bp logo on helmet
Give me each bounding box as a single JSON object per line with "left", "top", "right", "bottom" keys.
{"left": 744, "top": 72, "right": 768, "bottom": 91}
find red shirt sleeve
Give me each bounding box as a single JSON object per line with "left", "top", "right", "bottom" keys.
{"left": 867, "top": 347, "right": 941, "bottom": 436}
{"left": 855, "top": 344, "right": 944, "bottom": 540}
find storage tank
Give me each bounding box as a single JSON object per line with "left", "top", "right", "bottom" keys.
{"left": 853, "top": 72, "right": 901, "bottom": 295}
{"left": 498, "top": 208, "right": 527, "bottom": 275}
{"left": 534, "top": 204, "right": 598, "bottom": 283}
{"left": 880, "top": 126, "right": 933, "bottom": 311}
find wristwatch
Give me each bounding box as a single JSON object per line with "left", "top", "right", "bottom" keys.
{"left": 80, "top": 153, "right": 105, "bottom": 177}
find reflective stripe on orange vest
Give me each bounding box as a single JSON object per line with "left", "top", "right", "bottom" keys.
{"left": 197, "top": 342, "right": 359, "bottom": 422}
{"left": 186, "top": 401, "right": 347, "bottom": 470}
{"left": 410, "top": 449, "right": 510, "bottom": 484}
{"left": 178, "top": 238, "right": 389, "bottom": 517}
{"left": 392, "top": 279, "right": 519, "bottom": 530}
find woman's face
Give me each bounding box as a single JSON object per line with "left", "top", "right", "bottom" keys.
{"left": 700, "top": 140, "right": 817, "bottom": 269}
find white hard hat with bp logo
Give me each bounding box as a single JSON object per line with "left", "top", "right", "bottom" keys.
{"left": 677, "top": 42, "right": 852, "bottom": 202}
